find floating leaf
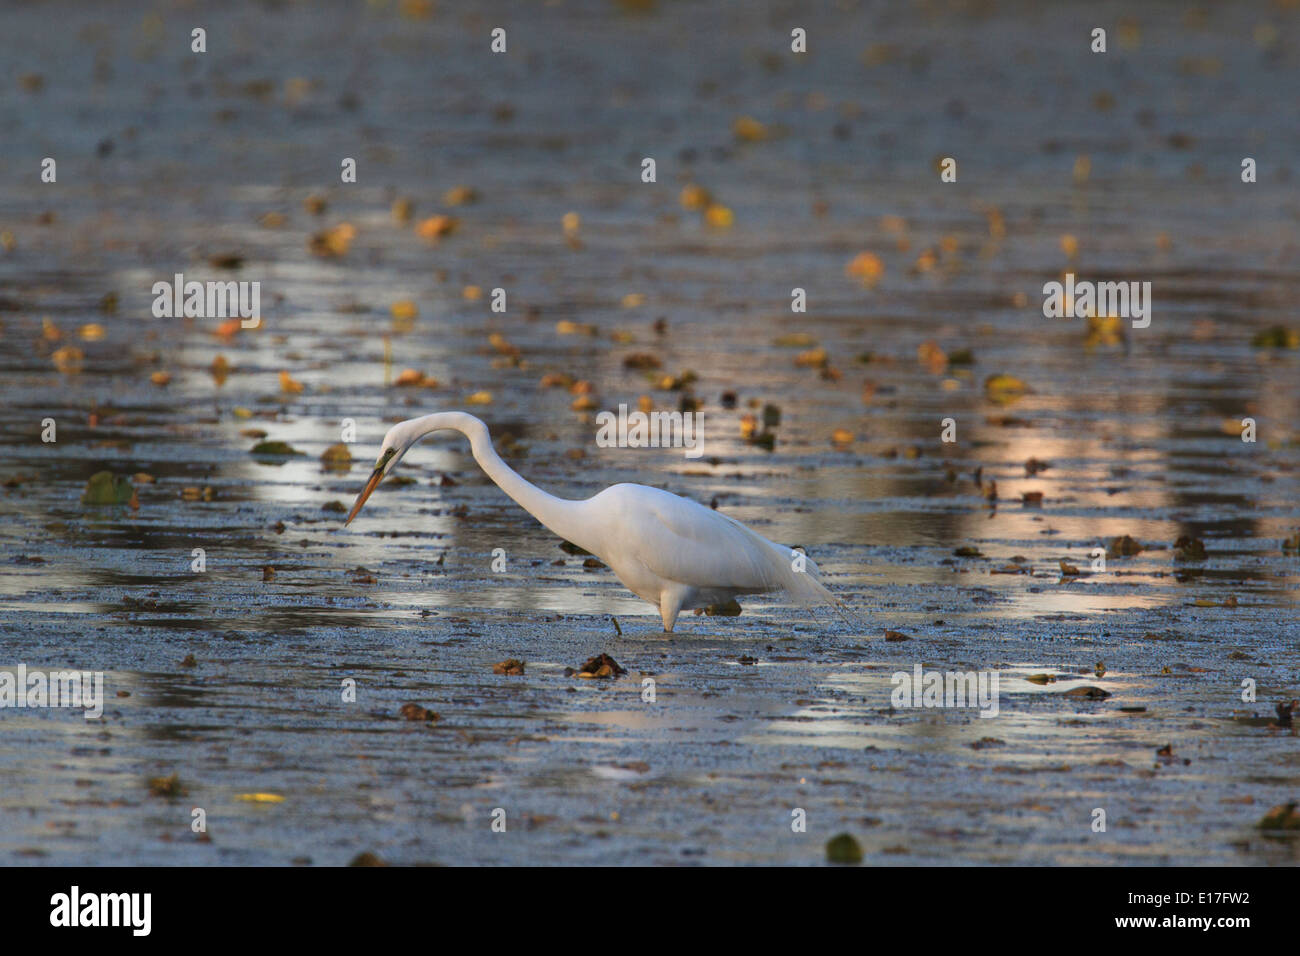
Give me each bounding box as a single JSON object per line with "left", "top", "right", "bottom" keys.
{"left": 1251, "top": 326, "right": 1299, "bottom": 349}
{"left": 732, "top": 115, "right": 770, "bottom": 142}
{"left": 984, "top": 373, "right": 1030, "bottom": 405}
{"left": 1257, "top": 803, "right": 1300, "bottom": 831}
{"left": 399, "top": 703, "right": 439, "bottom": 722}
{"left": 321, "top": 443, "right": 352, "bottom": 472}
{"left": 1107, "top": 534, "right": 1143, "bottom": 557}
{"left": 680, "top": 184, "right": 711, "bottom": 210}
{"left": 825, "top": 833, "right": 863, "bottom": 864}
{"left": 279, "top": 370, "right": 304, "bottom": 394}
{"left": 845, "top": 251, "right": 884, "bottom": 285}
{"left": 443, "top": 185, "right": 478, "bottom": 206}
{"left": 250, "top": 440, "right": 303, "bottom": 457}
{"left": 568, "top": 653, "right": 626, "bottom": 679}
{"left": 703, "top": 204, "right": 733, "bottom": 228}
{"left": 147, "top": 774, "right": 186, "bottom": 798}
{"left": 81, "top": 471, "right": 138, "bottom": 508}
{"left": 308, "top": 222, "right": 356, "bottom": 257}
{"left": 773, "top": 333, "right": 816, "bottom": 347}
{"left": 51, "top": 346, "right": 84, "bottom": 374}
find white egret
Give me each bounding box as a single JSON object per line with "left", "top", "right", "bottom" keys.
{"left": 345, "top": 411, "right": 846, "bottom": 632}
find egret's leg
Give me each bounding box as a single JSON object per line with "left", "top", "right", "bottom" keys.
{"left": 659, "top": 586, "right": 687, "bottom": 633}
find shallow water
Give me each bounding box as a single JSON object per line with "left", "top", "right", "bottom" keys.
{"left": 1, "top": 0, "right": 1298, "bottom": 865}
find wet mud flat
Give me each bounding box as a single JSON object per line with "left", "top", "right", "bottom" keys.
{"left": 1, "top": 0, "right": 1299, "bottom": 864}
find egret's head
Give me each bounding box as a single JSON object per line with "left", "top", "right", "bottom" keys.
{"left": 345, "top": 422, "right": 415, "bottom": 525}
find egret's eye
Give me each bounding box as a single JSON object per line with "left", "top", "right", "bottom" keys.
{"left": 375, "top": 447, "right": 396, "bottom": 469}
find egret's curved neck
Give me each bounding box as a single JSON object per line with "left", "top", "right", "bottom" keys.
{"left": 408, "top": 412, "right": 595, "bottom": 552}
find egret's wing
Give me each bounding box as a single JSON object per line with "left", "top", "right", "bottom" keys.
{"left": 605, "top": 485, "right": 831, "bottom": 604}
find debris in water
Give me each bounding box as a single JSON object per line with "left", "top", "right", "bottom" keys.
{"left": 321, "top": 443, "right": 353, "bottom": 472}
{"left": 1107, "top": 535, "right": 1143, "bottom": 557}
{"left": 147, "top": 774, "right": 186, "bottom": 798}
{"left": 399, "top": 703, "right": 439, "bottom": 722}
{"left": 250, "top": 440, "right": 303, "bottom": 457}
{"left": 1250, "top": 326, "right": 1298, "bottom": 349}
{"left": 983, "top": 373, "right": 1030, "bottom": 405}
{"left": 1173, "top": 536, "right": 1207, "bottom": 561}
{"left": 568, "top": 654, "right": 626, "bottom": 679}
{"left": 81, "top": 471, "right": 138, "bottom": 508}
{"left": 698, "top": 599, "right": 741, "bottom": 616}
{"left": 825, "top": 833, "right": 863, "bottom": 864}
{"left": 1257, "top": 803, "right": 1300, "bottom": 831}
{"left": 493, "top": 659, "right": 526, "bottom": 675}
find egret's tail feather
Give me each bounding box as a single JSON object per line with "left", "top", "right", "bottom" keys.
{"left": 781, "top": 564, "right": 865, "bottom": 632}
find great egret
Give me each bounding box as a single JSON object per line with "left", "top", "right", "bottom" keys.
{"left": 345, "top": 411, "right": 845, "bottom": 632}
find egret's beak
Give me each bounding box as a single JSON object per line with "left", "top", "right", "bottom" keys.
{"left": 345, "top": 466, "right": 384, "bottom": 525}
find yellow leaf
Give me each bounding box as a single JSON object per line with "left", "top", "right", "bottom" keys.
{"left": 845, "top": 251, "right": 884, "bottom": 285}
{"left": 680, "top": 184, "right": 711, "bottom": 210}
{"left": 704, "top": 204, "right": 733, "bottom": 228}
{"left": 984, "top": 374, "right": 1030, "bottom": 405}
{"left": 52, "top": 346, "right": 84, "bottom": 374}
{"left": 733, "top": 115, "right": 769, "bottom": 142}
{"left": 415, "top": 215, "right": 457, "bottom": 240}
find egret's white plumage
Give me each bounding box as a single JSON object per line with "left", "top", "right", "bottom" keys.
{"left": 346, "top": 411, "right": 844, "bottom": 632}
